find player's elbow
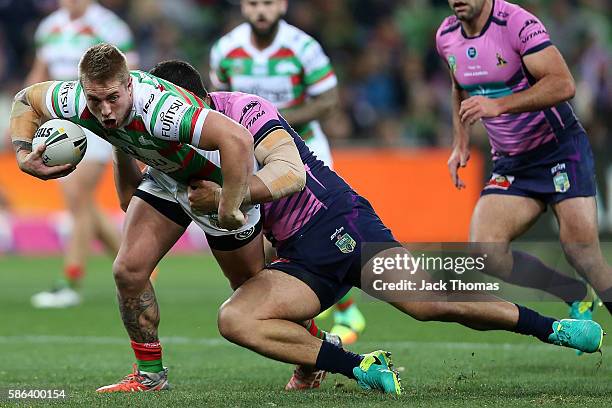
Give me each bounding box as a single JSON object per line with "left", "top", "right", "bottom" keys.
{"left": 555, "top": 73, "right": 575, "bottom": 101}
{"left": 562, "top": 77, "right": 576, "bottom": 100}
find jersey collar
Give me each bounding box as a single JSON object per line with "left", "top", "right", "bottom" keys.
{"left": 461, "top": 0, "right": 496, "bottom": 39}
{"left": 244, "top": 20, "right": 287, "bottom": 59}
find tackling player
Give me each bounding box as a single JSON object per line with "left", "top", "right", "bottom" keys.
{"left": 210, "top": 0, "right": 365, "bottom": 345}
{"left": 437, "top": 0, "right": 612, "bottom": 325}
{"left": 10, "top": 46, "right": 338, "bottom": 392}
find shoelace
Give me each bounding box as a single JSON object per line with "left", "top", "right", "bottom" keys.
{"left": 119, "top": 364, "right": 146, "bottom": 384}
{"left": 554, "top": 324, "right": 570, "bottom": 344}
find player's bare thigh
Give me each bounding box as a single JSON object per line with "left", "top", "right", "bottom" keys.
{"left": 211, "top": 231, "right": 266, "bottom": 290}
{"left": 115, "top": 196, "right": 186, "bottom": 277}
{"left": 470, "top": 194, "right": 545, "bottom": 279}
{"left": 221, "top": 268, "right": 321, "bottom": 322}
{"left": 470, "top": 194, "right": 545, "bottom": 242}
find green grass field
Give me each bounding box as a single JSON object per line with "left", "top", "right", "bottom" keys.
{"left": 1, "top": 253, "right": 611, "bottom": 407}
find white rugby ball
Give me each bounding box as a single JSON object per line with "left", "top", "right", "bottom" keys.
{"left": 32, "top": 119, "right": 87, "bottom": 166}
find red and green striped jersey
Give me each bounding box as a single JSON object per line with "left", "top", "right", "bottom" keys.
{"left": 34, "top": 3, "right": 137, "bottom": 80}
{"left": 45, "top": 70, "right": 223, "bottom": 184}
{"left": 210, "top": 20, "right": 337, "bottom": 141}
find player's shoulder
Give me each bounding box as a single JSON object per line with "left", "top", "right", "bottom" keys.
{"left": 213, "top": 23, "right": 251, "bottom": 57}
{"left": 278, "top": 21, "right": 319, "bottom": 53}
{"left": 212, "top": 91, "right": 279, "bottom": 129}
{"left": 436, "top": 15, "right": 461, "bottom": 41}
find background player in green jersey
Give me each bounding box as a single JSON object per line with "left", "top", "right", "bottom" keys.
{"left": 210, "top": 0, "right": 365, "bottom": 344}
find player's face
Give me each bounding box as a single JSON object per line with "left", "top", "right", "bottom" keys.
{"left": 82, "top": 77, "right": 133, "bottom": 129}
{"left": 241, "top": 0, "right": 287, "bottom": 37}
{"left": 448, "top": 0, "right": 486, "bottom": 21}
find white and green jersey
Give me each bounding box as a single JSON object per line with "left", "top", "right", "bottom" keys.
{"left": 44, "top": 70, "right": 224, "bottom": 184}
{"left": 35, "top": 3, "right": 137, "bottom": 80}
{"left": 210, "top": 20, "right": 337, "bottom": 142}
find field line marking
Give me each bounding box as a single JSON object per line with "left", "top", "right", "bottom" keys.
{"left": 0, "top": 335, "right": 607, "bottom": 353}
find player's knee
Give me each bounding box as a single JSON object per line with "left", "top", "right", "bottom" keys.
{"left": 561, "top": 242, "right": 598, "bottom": 274}
{"left": 217, "top": 301, "right": 252, "bottom": 345}
{"left": 112, "top": 257, "right": 148, "bottom": 291}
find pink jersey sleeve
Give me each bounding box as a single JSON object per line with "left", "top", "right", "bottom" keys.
{"left": 228, "top": 94, "right": 284, "bottom": 145}
{"left": 507, "top": 7, "right": 551, "bottom": 56}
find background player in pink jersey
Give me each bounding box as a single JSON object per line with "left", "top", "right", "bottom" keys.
{"left": 437, "top": 0, "right": 612, "bottom": 324}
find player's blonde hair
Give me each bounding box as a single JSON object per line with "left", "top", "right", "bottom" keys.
{"left": 79, "top": 43, "right": 130, "bottom": 85}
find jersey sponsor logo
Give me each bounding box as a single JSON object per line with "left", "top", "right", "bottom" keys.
{"left": 466, "top": 46, "right": 478, "bottom": 60}
{"left": 550, "top": 163, "right": 566, "bottom": 174}
{"left": 59, "top": 82, "right": 76, "bottom": 116}
{"left": 143, "top": 93, "right": 155, "bottom": 115}
{"left": 518, "top": 19, "right": 538, "bottom": 38}
{"left": 239, "top": 100, "right": 266, "bottom": 129}
{"left": 496, "top": 52, "right": 507, "bottom": 67}
{"left": 335, "top": 232, "right": 356, "bottom": 254}
{"left": 234, "top": 226, "right": 256, "bottom": 241}
{"left": 159, "top": 99, "right": 186, "bottom": 139}
{"left": 330, "top": 226, "right": 344, "bottom": 240}
{"left": 518, "top": 19, "right": 546, "bottom": 44}
{"left": 484, "top": 173, "right": 515, "bottom": 190}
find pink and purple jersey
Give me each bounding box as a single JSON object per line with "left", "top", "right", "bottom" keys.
{"left": 436, "top": 0, "right": 578, "bottom": 156}
{"left": 209, "top": 92, "right": 351, "bottom": 244}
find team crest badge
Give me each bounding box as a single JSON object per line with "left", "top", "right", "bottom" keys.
{"left": 448, "top": 55, "right": 457, "bottom": 74}
{"left": 553, "top": 172, "right": 570, "bottom": 193}
{"left": 335, "top": 233, "right": 356, "bottom": 254}
{"left": 496, "top": 52, "right": 507, "bottom": 67}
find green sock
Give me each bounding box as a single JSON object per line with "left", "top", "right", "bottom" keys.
{"left": 137, "top": 359, "right": 163, "bottom": 373}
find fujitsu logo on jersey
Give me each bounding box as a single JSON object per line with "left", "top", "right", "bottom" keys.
{"left": 59, "top": 82, "right": 75, "bottom": 114}
{"left": 160, "top": 99, "right": 184, "bottom": 137}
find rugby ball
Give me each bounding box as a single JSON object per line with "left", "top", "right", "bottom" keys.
{"left": 32, "top": 119, "right": 87, "bottom": 166}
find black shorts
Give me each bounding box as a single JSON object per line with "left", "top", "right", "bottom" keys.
{"left": 268, "top": 191, "right": 399, "bottom": 311}
{"left": 134, "top": 189, "right": 261, "bottom": 251}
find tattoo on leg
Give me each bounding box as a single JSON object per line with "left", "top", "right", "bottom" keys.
{"left": 118, "top": 281, "right": 160, "bottom": 343}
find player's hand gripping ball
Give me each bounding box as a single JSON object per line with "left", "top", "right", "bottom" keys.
{"left": 32, "top": 119, "right": 87, "bottom": 166}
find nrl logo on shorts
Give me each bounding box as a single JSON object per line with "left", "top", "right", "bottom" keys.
{"left": 335, "top": 233, "right": 356, "bottom": 254}
{"left": 551, "top": 164, "right": 570, "bottom": 193}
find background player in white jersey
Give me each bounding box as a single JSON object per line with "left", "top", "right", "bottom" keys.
{"left": 26, "top": 0, "right": 139, "bottom": 308}
{"left": 210, "top": 0, "right": 365, "bottom": 343}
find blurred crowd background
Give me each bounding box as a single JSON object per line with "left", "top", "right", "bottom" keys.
{"left": 0, "top": 0, "right": 610, "bottom": 227}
